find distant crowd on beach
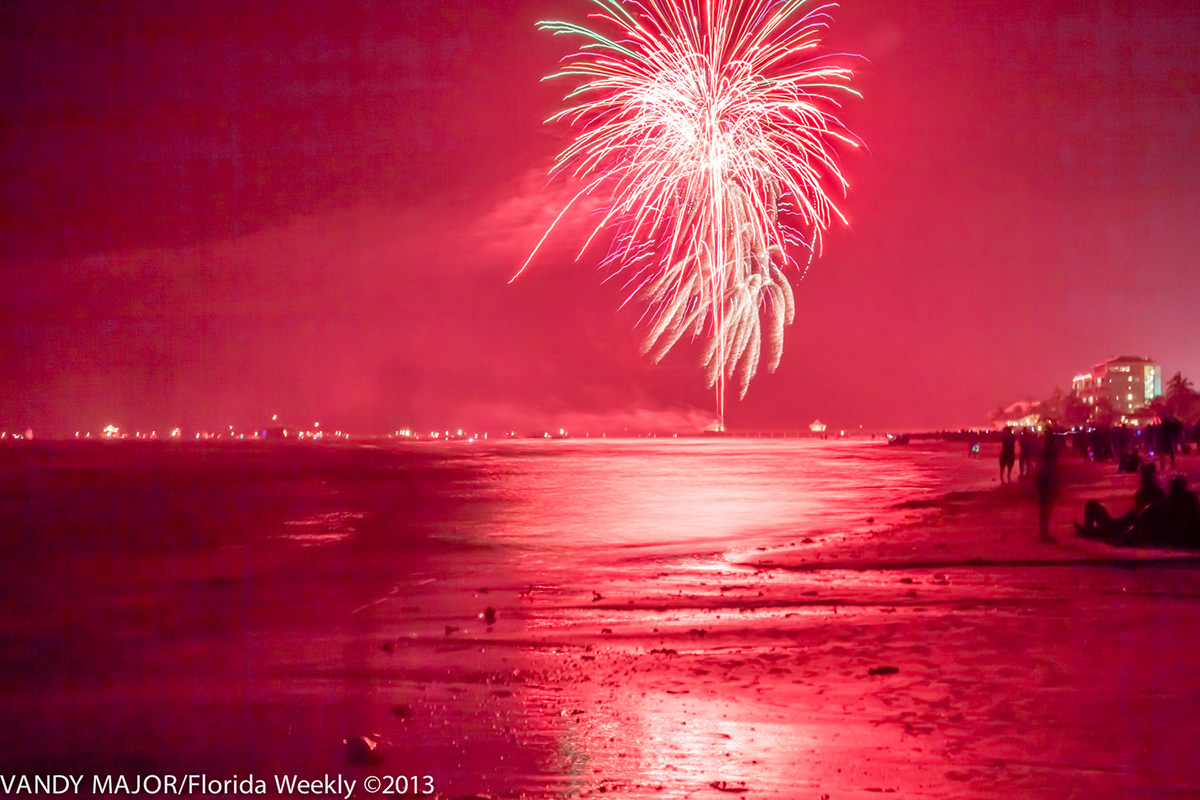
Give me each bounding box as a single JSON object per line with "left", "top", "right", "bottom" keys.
{"left": 979, "top": 420, "right": 1200, "bottom": 549}
{"left": 958, "top": 419, "right": 1198, "bottom": 471}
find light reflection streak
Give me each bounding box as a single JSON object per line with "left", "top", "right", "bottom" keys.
{"left": 431, "top": 439, "right": 995, "bottom": 795}
{"left": 535, "top": 674, "right": 826, "bottom": 796}
{"left": 455, "top": 439, "right": 955, "bottom": 575}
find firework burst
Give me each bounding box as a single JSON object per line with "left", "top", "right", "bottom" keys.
{"left": 517, "top": 0, "right": 859, "bottom": 422}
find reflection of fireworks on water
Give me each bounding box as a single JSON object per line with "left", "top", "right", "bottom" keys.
{"left": 516, "top": 0, "right": 859, "bottom": 422}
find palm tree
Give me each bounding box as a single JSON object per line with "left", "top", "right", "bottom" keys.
{"left": 1092, "top": 396, "right": 1118, "bottom": 427}
{"left": 1061, "top": 391, "right": 1091, "bottom": 427}
{"left": 1166, "top": 372, "right": 1195, "bottom": 400}
{"left": 989, "top": 404, "right": 1008, "bottom": 428}
{"left": 1165, "top": 372, "right": 1200, "bottom": 424}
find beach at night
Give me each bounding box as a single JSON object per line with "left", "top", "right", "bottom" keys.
{"left": 3, "top": 0, "right": 1199, "bottom": 796}
{"left": 3, "top": 438, "right": 1199, "bottom": 798}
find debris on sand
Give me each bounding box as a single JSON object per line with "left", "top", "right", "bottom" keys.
{"left": 343, "top": 735, "right": 384, "bottom": 765}
{"left": 710, "top": 780, "right": 749, "bottom": 793}
{"left": 380, "top": 640, "right": 395, "bottom": 654}
{"left": 390, "top": 703, "right": 413, "bottom": 719}
{"left": 482, "top": 607, "right": 497, "bottom": 625}
{"left": 445, "top": 625, "right": 460, "bottom": 636}
{"left": 869, "top": 666, "right": 900, "bottom": 676}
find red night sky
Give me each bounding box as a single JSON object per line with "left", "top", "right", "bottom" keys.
{"left": 2, "top": 0, "right": 1198, "bottom": 434}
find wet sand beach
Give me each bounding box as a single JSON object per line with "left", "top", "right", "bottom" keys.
{"left": 2, "top": 440, "right": 1198, "bottom": 798}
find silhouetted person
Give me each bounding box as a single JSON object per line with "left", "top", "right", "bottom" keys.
{"left": 1072, "top": 429, "right": 1087, "bottom": 459}
{"left": 1137, "top": 464, "right": 1167, "bottom": 509}
{"left": 1125, "top": 477, "right": 1200, "bottom": 548}
{"left": 999, "top": 426, "right": 1016, "bottom": 483}
{"left": 1160, "top": 415, "right": 1183, "bottom": 468}
{"left": 1076, "top": 463, "right": 1165, "bottom": 540}
{"left": 1111, "top": 425, "right": 1129, "bottom": 461}
{"left": 1036, "top": 426, "right": 1059, "bottom": 542}
{"left": 1147, "top": 422, "right": 1163, "bottom": 468}
{"left": 1164, "top": 477, "right": 1200, "bottom": 547}
{"left": 1018, "top": 428, "right": 1035, "bottom": 478}
{"left": 1166, "top": 477, "right": 1200, "bottom": 546}
{"left": 1118, "top": 448, "right": 1143, "bottom": 474}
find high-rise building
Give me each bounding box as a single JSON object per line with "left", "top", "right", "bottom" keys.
{"left": 1072, "top": 356, "right": 1161, "bottom": 416}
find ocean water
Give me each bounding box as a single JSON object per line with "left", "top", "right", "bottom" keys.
{"left": 0, "top": 438, "right": 997, "bottom": 784}
{"left": 1, "top": 436, "right": 995, "bottom": 577}
{"left": 0, "top": 436, "right": 997, "bottom": 661}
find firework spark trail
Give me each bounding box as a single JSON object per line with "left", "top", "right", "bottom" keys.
{"left": 516, "top": 0, "right": 859, "bottom": 423}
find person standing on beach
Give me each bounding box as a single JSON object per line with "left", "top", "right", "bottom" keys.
{"left": 1018, "top": 428, "right": 1034, "bottom": 478}
{"left": 1036, "top": 424, "right": 1060, "bottom": 542}
{"left": 1160, "top": 415, "right": 1182, "bottom": 469}
{"left": 1000, "top": 427, "right": 1016, "bottom": 483}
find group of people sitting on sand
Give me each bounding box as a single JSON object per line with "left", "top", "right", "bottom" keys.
{"left": 1075, "top": 463, "right": 1200, "bottom": 548}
